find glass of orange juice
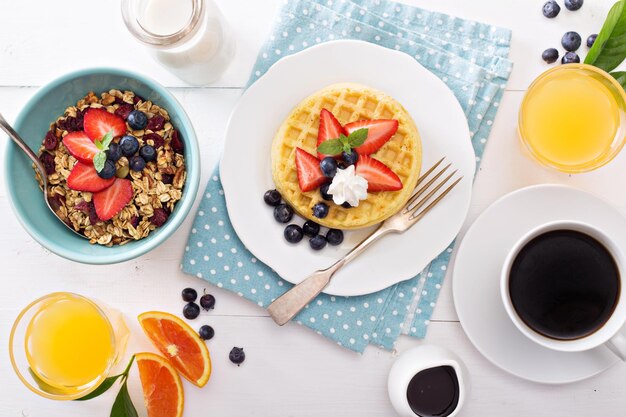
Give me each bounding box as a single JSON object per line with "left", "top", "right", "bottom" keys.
{"left": 9, "top": 292, "right": 129, "bottom": 400}
{"left": 519, "top": 63, "right": 626, "bottom": 173}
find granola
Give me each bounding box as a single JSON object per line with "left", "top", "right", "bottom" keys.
{"left": 35, "top": 90, "right": 186, "bottom": 246}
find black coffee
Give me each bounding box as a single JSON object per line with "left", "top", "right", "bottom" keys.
{"left": 406, "top": 365, "right": 459, "bottom": 417}
{"left": 508, "top": 229, "right": 620, "bottom": 340}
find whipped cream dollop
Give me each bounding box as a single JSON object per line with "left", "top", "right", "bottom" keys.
{"left": 328, "top": 165, "right": 368, "bottom": 207}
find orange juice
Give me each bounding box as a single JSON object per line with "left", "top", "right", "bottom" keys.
{"left": 519, "top": 64, "right": 626, "bottom": 173}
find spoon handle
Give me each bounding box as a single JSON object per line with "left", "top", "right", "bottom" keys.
{"left": 0, "top": 113, "right": 47, "bottom": 183}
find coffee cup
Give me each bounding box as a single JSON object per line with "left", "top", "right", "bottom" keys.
{"left": 500, "top": 221, "right": 626, "bottom": 359}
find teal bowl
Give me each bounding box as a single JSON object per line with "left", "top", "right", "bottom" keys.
{"left": 4, "top": 68, "right": 200, "bottom": 264}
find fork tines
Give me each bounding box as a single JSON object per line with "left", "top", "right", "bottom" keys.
{"left": 403, "top": 157, "right": 463, "bottom": 222}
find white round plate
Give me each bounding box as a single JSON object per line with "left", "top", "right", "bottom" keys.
{"left": 221, "top": 40, "right": 475, "bottom": 296}
{"left": 453, "top": 184, "right": 625, "bottom": 384}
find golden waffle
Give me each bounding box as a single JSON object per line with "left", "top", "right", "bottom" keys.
{"left": 271, "top": 83, "right": 422, "bottom": 230}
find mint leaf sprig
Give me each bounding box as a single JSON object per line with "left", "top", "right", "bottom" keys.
{"left": 317, "top": 128, "right": 368, "bottom": 156}
{"left": 93, "top": 130, "right": 115, "bottom": 173}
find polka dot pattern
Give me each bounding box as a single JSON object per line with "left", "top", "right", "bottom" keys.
{"left": 183, "top": 0, "right": 512, "bottom": 353}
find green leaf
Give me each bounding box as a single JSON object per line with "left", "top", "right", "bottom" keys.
{"left": 27, "top": 368, "right": 66, "bottom": 396}
{"left": 347, "top": 128, "right": 368, "bottom": 148}
{"left": 93, "top": 152, "right": 107, "bottom": 172}
{"left": 75, "top": 375, "right": 123, "bottom": 401}
{"left": 317, "top": 139, "right": 343, "bottom": 155}
{"left": 611, "top": 71, "right": 626, "bottom": 89}
{"left": 110, "top": 382, "right": 138, "bottom": 417}
{"left": 585, "top": 0, "right": 626, "bottom": 72}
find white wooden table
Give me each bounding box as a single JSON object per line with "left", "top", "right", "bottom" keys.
{"left": 2, "top": 1, "right": 626, "bottom": 416}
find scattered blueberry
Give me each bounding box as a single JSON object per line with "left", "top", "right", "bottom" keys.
{"left": 200, "top": 293, "right": 216, "bottom": 310}
{"left": 542, "top": 0, "right": 561, "bottom": 18}
{"left": 320, "top": 157, "right": 338, "bottom": 178}
{"left": 326, "top": 229, "right": 344, "bottom": 246}
{"left": 587, "top": 33, "right": 597, "bottom": 48}
{"left": 127, "top": 110, "right": 148, "bottom": 130}
{"left": 309, "top": 234, "right": 327, "bottom": 250}
{"left": 302, "top": 220, "right": 320, "bottom": 237}
{"left": 341, "top": 202, "right": 352, "bottom": 209}
{"left": 139, "top": 145, "right": 156, "bottom": 162}
{"left": 129, "top": 155, "right": 146, "bottom": 172}
{"left": 561, "top": 51, "right": 580, "bottom": 64}
{"left": 342, "top": 150, "right": 359, "bottom": 165}
{"left": 561, "top": 31, "right": 581, "bottom": 51}
{"left": 97, "top": 160, "right": 116, "bottom": 179}
{"left": 264, "top": 189, "right": 282, "bottom": 206}
{"left": 273, "top": 204, "right": 294, "bottom": 223}
{"left": 119, "top": 135, "right": 139, "bottom": 156}
{"left": 229, "top": 347, "right": 245, "bottom": 365}
{"left": 284, "top": 224, "right": 304, "bottom": 243}
{"left": 312, "top": 202, "right": 329, "bottom": 219}
{"left": 564, "top": 0, "right": 583, "bottom": 11}
{"left": 182, "top": 288, "right": 197, "bottom": 302}
{"left": 542, "top": 48, "right": 559, "bottom": 64}
{"left": 183, "top": 302, "right": 200, "bottom": 320}
{"left": 199, "top": 325, "right": 214, "bottom": 340}
{"left": 320, "top": 183, "right": 333, "bottom": 201}
{"left": 107, "top": 142, "right": 122, "bottom": 162}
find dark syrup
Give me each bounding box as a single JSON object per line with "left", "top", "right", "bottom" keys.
{"left": 406, "top": 365, "right": 459, "bottom": 417}
{"left": 509, "top": 229, "right": 620, "bottom": 340}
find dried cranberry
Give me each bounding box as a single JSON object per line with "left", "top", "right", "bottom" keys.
{"left": 114, "top": 104, "right": 134, "bottom": 120}
{"left": 161, "top": 173, "right": 174, "bottom": 184}
{"left": 130, "top": 215, "right": 140, "bottom": 228}
{"left": 113, "top": 96, "right": 126, "bottom": 105}
{"left": 150, "top": 208, "right": 169, "bottom": 227}
{"left": 144, "top": 132, "right": 164, "bottom": 149}
{"left": 146, "top": 115, "right": 165, "bottom": 131}
{"left": 171, "top": 130, "right": 184, "bottom": 154}
{"left": 43, "top": 130, "right": 58, "bottom": 150}
{"left": 74, "top": 200, "right": 90, "bottom": 212}
{"left": 88, "top": 202, "right": 100, "bottom": 225}
{"left": 40, "top": 152, "right": 56, "bottom": 175}
{"left": 47, "top": 194, "right": 65, "bottom": 212}
{"left": 133, "top": 95, "right": 145, "bottom": 105}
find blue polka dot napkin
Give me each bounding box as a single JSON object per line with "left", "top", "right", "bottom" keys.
{"left": 182, "top": 0, "right": 512, "bottom": 353}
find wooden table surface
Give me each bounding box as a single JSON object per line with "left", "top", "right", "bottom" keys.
{"left": 2, "top": 0, "right": 626, "bottom": 416}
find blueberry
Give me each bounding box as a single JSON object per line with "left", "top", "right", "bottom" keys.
{"left": 561, "top": 31, "right": 581, "bottom": 51}
{"left": 312, "top": 202, "right": 329, "bottom": 219}
{"left": 542, "top": 0, "right": 560, "bottom": 18}
{"left": 320, "top": 183, "right": 333, "bottom": 201}
{"left": 326, "top": 229, "right": 344, "bottom": 246}
{"left": 561, "top": 51, "right": 580, "bottom": 64}
{"left": 119, "top": 135, "right": 139, "bottom": 156}
{"left": 341, "top": 202, "right": 352, "bottom": 209}
{"left": 564, "top": 0, "right": 583, "bottom": 11}
{"left": 264, "top": 189, "right": 282, "bottom": 206}
{"left": 183, "top": 302, "right": 200, "bottom": 319}
{"left": 309, "top": 234, "right": 327, "bottom": 250}
{"left": 587, "top": 33, "right": 597, "bottom": 48}
{"left": 200, "top": 293, "right": 216, "bottom": 310}
{"left": 337, "top": 161, "right": 349, "bottom": 170}
{"left": 199, "top": 325, "right": 214, "bottom": 340}
{"left": 284, "top": 224, "right": 304, "bottom": 243}
{"left": 127, "top": 110, "right": 148, "bottom": 130}
{"left": 273, "top": 204, "right": 293, "bottom": 223}
{"left": 139, "top": 145, "right": 156, "bottom": 162}
{"left": 302, "top": 220, "right": 320, "bottom": 237}
{"left": 342, "top": 150, "right": 359, "bottom": 165}
{"left": 107, "top": 143, "right": 122, "bottom": 162}
{"left": 229, "top": 347, "right": 245, "bottom": 365}
{"left": 182, "top": 287, "right": 197, "bottom": 302}
{"left": 542, "top": 48, "right": 559, "bottom": 64}
{"left": 129, "top": 155, "right": 146, "bottom": 171}
{"left": 320, "top": 157, "right": 338, "bottom": 178}
{"left": 97, "top": 159, "right": 116, "bottom": 179}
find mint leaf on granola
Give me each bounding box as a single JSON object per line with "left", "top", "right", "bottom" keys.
{"left": 93, "top": 151, "right": 107, "bottom": 173}
{"left": 95, "top": 130, "right": 114, "bottom": 151}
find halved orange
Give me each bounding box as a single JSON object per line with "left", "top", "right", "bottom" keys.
{"left": 138, "top": 311, "right": 211, "bottom": 387}
{"left": 136, "top": 352, "right": 184, "bottom": 417}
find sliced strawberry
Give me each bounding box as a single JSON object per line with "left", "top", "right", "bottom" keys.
{"left": 67, "top": 162, "right": 115, "bottom": 192}
{"left": 93, "top": 178, "right": 133, "bottom": 221}
{"left": 295, "top": 148, "right": 327, "bottom": 192}
{"left": 355, "top": 154, "right": 402, "bottom": 192}
{"left": 316, "top": 109, "right": 344, "bottom": 159}
{"left": 344, "top": 119, "right": 398, "bottom": 155}
{"left": 83, "top": 108, "right": 126, "bottom": 141}
{"left": 63, "top": 131, "right": 100, "bottom": 163}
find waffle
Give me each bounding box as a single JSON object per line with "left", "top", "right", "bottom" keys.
{"left": 271, "top": 83, "right": 422, "bottom": 230}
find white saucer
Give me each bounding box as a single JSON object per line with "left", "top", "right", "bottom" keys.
{"left": 221, "top": 40, "right": 475, "bottom": 296}
{"left": 453, "top": 184, "right": 625, "bottom": 384}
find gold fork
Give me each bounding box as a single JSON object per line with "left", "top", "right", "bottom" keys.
{"left": 267, "top": 157, "right": 462, "bottom": 325}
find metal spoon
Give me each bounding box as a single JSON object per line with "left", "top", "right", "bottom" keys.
{"left": 0, "top": 113, "right": 86, "bottom": 238}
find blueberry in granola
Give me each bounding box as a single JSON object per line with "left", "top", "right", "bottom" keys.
{"left": 129, "top": 155, "right": 146, "bottom": 172}
{"left": 127, "top": 109, "right": 148, "bottom": 130}
{"left": 97, "top": 160, "right": 117, "bottom": 179}
{"left": 107, "top": 142, "right": 122, "bottom": 162}
{"left": 119, "top": 135, "right": 139, "bottom": 156}
{"left": 139, "top": 145, "right": 157, "bottom": 162}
